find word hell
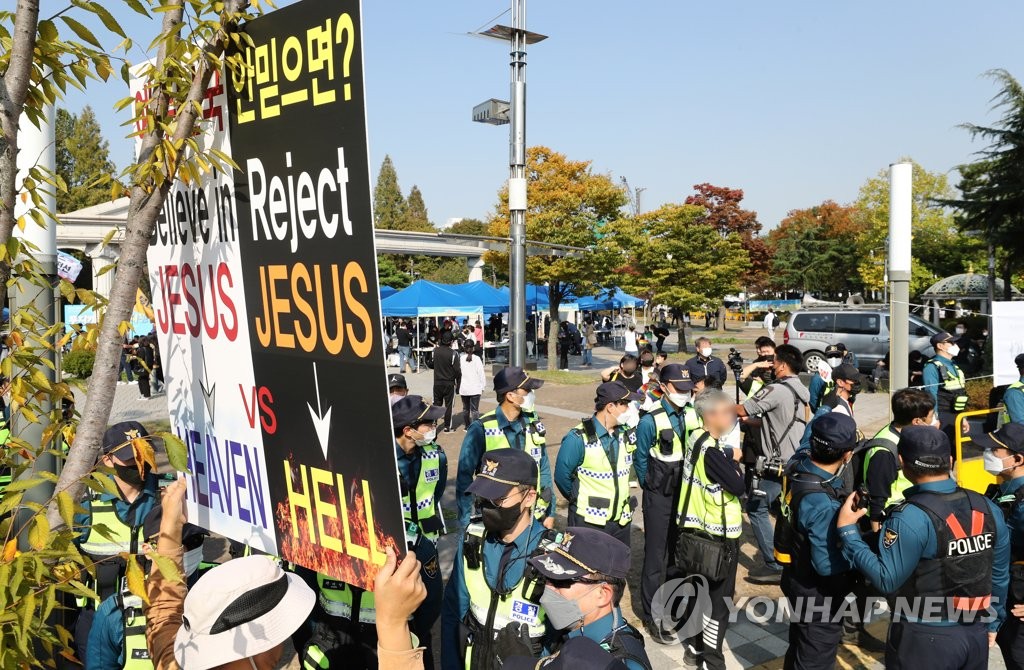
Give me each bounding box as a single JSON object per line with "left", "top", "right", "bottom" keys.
{"left": 232, "top": 13, "right": 356, "bottom": 124}
{"left": 183, "top": 426, "right": 269, "bottom": 529}
{"left": 247, "top": 147, "right": 353, "bottom": 253}
{"left": 253, "top": 261, "right": 373, "bottom": 357}
{"left": 240, "top": 384, "right": 277, "bottom": 435}
{"left": 156, "top": 263, "right": 238, "bottom": 341}
{"left": 285, "top": 462, "right": 386, "bottom": 565}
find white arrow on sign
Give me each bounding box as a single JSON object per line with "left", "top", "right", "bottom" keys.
{"left": 307, "top": 361, "right": 332, "bottom": 459}
{"left": 199, "top": 347, "right": 216, "bottom": 425}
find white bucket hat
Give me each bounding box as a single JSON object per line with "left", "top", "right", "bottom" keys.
{"left": 174, "top": 555, "right": 315, "bottom": 669}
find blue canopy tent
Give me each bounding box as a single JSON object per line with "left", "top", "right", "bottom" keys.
{"left": 452, "top": 281, "right": 509, "bottom": 314}
{"left": 381, "top": 280, "right": 481, "bottom": 317}
{"left": 576, "top": 288, "right": 645, "bottom": 311}
{"left": 379, "top": 285, "right": 398, "bottom": 300}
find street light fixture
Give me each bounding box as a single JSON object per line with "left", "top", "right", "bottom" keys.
{"left": 471, "top": 1, "right": 548, "bottom": 367}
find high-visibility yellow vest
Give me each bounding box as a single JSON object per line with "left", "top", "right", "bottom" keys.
{"left": 79, "top": 496, "right": 148, "bottom": 607}
{"left": 400, "top": 443, "right": 443, "bottom": 543}
{"left": 315, "top": 574, "right": 377, "bottom": 623}
{"left": 1000, "top": 381, "right": 1024, "bottom": 427}
{"left": 648, "top": 405, "right": 701, "bottom": 463}
{"left": 462, "top": 523, "right": 546, "bottom": 667}
{"left": 677, "top": 429, "right": 742, "bottom": 538}
{"left": 862, "top": 424, "right": 912, "bottom": 508}
{"left": 121, "top": 594, "right": 152, "bottom": 670}
{"left": 479, "top": 410, "right": 548, "bottom": 519}
{"left": 571, "top": 418, "right": 636, "bottom": 527}
{"left": 929, "top": 357, "right": 968, "bottom": 413}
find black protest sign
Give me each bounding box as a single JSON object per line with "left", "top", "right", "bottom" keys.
{"left": 228, "top": 0, "right": 403, "bottom": 587}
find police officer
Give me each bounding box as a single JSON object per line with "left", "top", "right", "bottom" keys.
{"left": 302, "top": 395, "right": 447, "bottom": 670}
{"left": 923, "top": 331, "right": 970, "bottom": 448}
{"left": 526, "top": 527, "right": 651, "bottom": 669}
{"left": 504, "top": 637, "right": 629, "bottom": 670}
{"left": 776, "top": 413, "right": 859, "bottom": 670}
{"left": 860, "top": 388, "right": 936, "bottom": 532}
{"left": 555, "top": 382, "right": 641, "bottom": 546}
{"left": 456, "top": 366, "right": 554, "bottom": 528}
{"left": 632, "top": 363, "right": 700, "bottom": 643}
{"left": 978, "top": 423, "right": 1024, "bottom": 668}
{"left": 838, "top": 426, "right": 1009, "bottom": 669}
{"left": 675, "top": 389, "right": 744, "bottom": 670}
{"left": 73, "top": 422, "right": 160, "bottom": 662}
{"left": 1002, "top": 353, "right": 1024, "bottom": 426}
{"left": 441, "top": 448, "right": 553, "bottom": 670}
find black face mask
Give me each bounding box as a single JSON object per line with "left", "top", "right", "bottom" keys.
{"left": 479, "top": 498, "right": 523, "bottom": 535}
{"left": 114, "top": 463, "right": 145, "bottom": 488}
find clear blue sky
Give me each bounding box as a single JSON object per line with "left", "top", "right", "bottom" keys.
{"left": 63, "top": 1, "right": 1024, "bottom": 230}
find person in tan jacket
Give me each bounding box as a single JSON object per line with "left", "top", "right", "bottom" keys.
{"left": 147, "top": 478, "right": 427, "bottom": 670}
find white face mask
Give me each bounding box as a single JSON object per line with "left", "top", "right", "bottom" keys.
{"left": 667, "top": 391, "right": 692, "bottom": 407}
{"left": 947, "top": 344, "right": 961, "bottom": 358}
{"left": 183, "top": 546, "right": 204, "bottom": 577}
{"left": 700, "top": 347, "right": 713, "bottom": 358}
{"left": 983, "top": 450, "right": 1012, "bottom": 476}
{"left": 827, "top": 357, "right": 842, "bottom": 368}
{"left": 518, "top": 390, "right": 537, "bottom": 413}
{"left": 617, "top": 403, "right": 640, "bottom": 428}
{"left": 413, "top": 427, "right": 436, "bottom": 446}
{"left": 955, "top": 327, "right": 966, "bottom": 335}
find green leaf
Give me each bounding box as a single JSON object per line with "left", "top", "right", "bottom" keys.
{"left": 38, "top": 19, "right": 58, "bottom": 42}
{"left": 123, "top": 0, "right": 150, "bottom": 17}
{"left": 86, "top": 2, "right": 126, "bottom": 38}
{"left": 57, "top": 491, "right": 75, "bottom": 530}
{"left": 59, "top": 16, "right": 102, "bottom": 48}
{"left": 156, "top": 432, "right": 189, "bottom": 472}
{"left": 29, "top": 515, "right": 50, "bottom": 550}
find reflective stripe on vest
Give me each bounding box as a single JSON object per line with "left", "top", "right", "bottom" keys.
{"left": 929, "top": 357, "right": 968, "bottom": 413}
{"left": 400, "top": 443, "right": 442, "bottom": 543}
{"left": 316, "top": 574, "right": 377, "bottom": 624}
{"left": 677, "top": 429, "right": 743, "bottom": 538}
{"left": 573, "top": 419, "right": 635, "bottom": 526}
{"left": 303, "top": 644, "right": 330, "bottom": 670}
{"left": 80, "top": 501, "right": 147, "bottom": 558}
{"left": 862, "top": 424, "right": 912, "bottom": 508}
{"left": 648, "top": 406, "right": 700, "bottom": 463}
{"left": 462, "top": 524, "right": 546, "bottom": 650}
{"left": 479, "top": 410, "right": 548, "bottom": 519}
{"left": 121, "top": 594, "right": 152, "bottom": 670}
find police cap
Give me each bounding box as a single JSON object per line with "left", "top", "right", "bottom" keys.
{"left": 973, "top": 423, "right": 1024, "bottom": 455}
{"left": 930, "top": 331, "right": 956, "bottom": 347}
{"left": 528, "top": 526, "right": 630, "bottom": 581}
{"left": 809, "top": 413, "right": 858, "bottom": 455}
{"left": 595, "top": 381, "right": 643, "bottom": 410}
{"left": 102, "top": 421, "right": 149, "bottom": 462}
{"left": 898, "top": 425, "right": 952, "bottom": 470}
{"left": 466, "top": 448, "right": 538, "bottom": 500}
{"left": 494, "top": 366, "right": 544, "bottom": 395}
{"left": 391, "top": 395, "right": 445, "bottom": 432}
{"left": 659, "top": 364, "right": 694, "bottom": 392}
{"left": 1015, "top": 353, "right": 1024, "bottom": 369}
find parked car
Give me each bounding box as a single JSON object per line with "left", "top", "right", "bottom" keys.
{"left": 783, "top": 306, "right": 942, "bottom": 373}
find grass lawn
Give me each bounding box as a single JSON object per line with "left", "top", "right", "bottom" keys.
{"left": 528, "top": 369, "right": 600, "bottom": 386}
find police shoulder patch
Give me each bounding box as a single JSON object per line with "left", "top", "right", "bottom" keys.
{"left": 882, "top": 528, "right": 899, "bottom": 549}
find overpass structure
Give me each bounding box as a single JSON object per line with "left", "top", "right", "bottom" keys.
{"left": 57, "top": 197, "right": 511, "bottom": 298}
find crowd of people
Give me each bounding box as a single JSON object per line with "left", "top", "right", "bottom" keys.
{"left": 60, "top": 320, "right": 1024, "bottom": 670}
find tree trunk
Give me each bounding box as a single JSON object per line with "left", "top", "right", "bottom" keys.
{"left": 547, "top": 301, "right": 559, "bottom": 371}
{"left": 47, "top": 0, "right": 247, "bottom": 528}
{"left": 0, "top": 0, "right": 42, "bottom": 312}
{"left": 717, "top": 305, "right": 728, "bottom": 332}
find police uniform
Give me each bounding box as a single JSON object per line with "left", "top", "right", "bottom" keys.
{"left": 73, "top": 422, "right": 158, "bottom": 666}
{"left": 304, "top": 396, "right": 448, "bottom": 670}
{"left": 840, "top": 426, "right": 1009, "bottom": 670}
{"left": 503, "top": 636, "right": 630, "bottom": 670}
{"left": 923, "top": 332, "right": 969, "bottom": 448}
{"left": 456, "top": 367, "right": 554, "bottom": 527}
{"left": 861, "top": 423, "right": 913, "bottom": 524}
{"left": 525, "top": 527, "right": 651, "bottom": 670}
{"left": 1000, "top": 354, "right": 1024, "bottom": 426}
{"left": 776, "top": 414, "right": 858, "bottom": 670}
{"left": 976, "top": 424, "right": 1024, "bottom": 669}
{"left": 555, "top": 382, "right": 643, "bottom": 546}
{"left": 441, "top": 449, "right": 553, "bottom": 670}
{"left": 674, "top": 427, "right": 744, "bottom": 670}
{"left": 631, "top": 364, "right": 700, "bottom": 636}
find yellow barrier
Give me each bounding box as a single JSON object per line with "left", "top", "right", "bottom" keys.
{"left": 954, "top": 407, "right": 1000, "bottom": 494}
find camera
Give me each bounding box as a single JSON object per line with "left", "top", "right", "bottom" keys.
{"left": 755, "top": 454, "right": 784, "bottom": 479}
{"left": 855, "top": 484, "right": 871, "bottom": 510}
{"left": 727, "top": 347, "right": 744, "bottom": 373}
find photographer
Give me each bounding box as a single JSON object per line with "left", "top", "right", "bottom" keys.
{"left": 739, "top": 337, "right": 777, "bottom": 398}
{"left": 684, "top": 337, "right": 727, "bottom": 389}
{"left": 736, "top": 344, "right": 810, "bottom": 584}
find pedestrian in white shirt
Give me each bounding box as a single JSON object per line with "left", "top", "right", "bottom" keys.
{"left": 624, "top": 324, "right": 639, "bottom": 355}
{"left": 764, "top": 309, "right": 778, "bottom": 341}
{"left": 457, "top": 340, "right": 486, "bottom": 430}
